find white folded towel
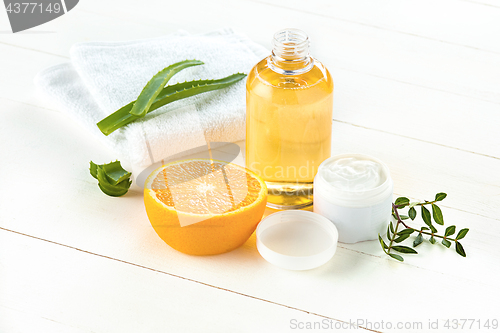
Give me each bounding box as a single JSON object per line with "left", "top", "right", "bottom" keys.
{"left": 34, "top": 28, "right": 268, "bottom": 168}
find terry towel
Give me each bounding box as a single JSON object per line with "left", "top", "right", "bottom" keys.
{"left": 34, "top": 28, "right": 268, "bottom": 167}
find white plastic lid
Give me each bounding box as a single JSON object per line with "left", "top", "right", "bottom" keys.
{"left": 256, "top": 210, "right": 339, "bottom": 270}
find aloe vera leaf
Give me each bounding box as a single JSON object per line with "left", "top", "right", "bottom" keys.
{"left": 97, "top": 104, "right": 140, "bottom": 136}
{"left": 97, "top": 73, "right": 246, "bottom": 136}
{"left": 101, "top": 161, "right": 131, "bottom": 185}
{"left": 90, "top": 161, "right": 131, "bottom": 185}
{"left": 130, "top": 59, "right": 204, "bottom": 118}
{"left": 149, "top": 73, "right": 246, "bottom": 110}
{"left": 97, "top": 183, "right": 129, "bottom": 197}
{"left": 89, "top": 161, "right": 99, "bottom": 179}
{"left": 96, "top": 167, "right": 131, "bottom": 197}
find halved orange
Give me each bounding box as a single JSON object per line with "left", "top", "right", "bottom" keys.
{"left": 144, "top": 159, "right": 267, "bottom": 255}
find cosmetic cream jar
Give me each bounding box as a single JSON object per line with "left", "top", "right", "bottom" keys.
{"left": 313, "top": 154, "right": 393, "bottom": 243}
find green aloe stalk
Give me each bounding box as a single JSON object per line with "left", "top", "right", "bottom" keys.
{"left": 90, "top": 160, "right": 131, "bottom": 185}
{"left": 96, "top": 167, "right": 131, "bottom": 197}
{"left": 97, "top": 73, "right": 246, "bottom": 136}
{"left": 130, "top": 59, "right": 203, "bottom": 117}
{"left": 379, "top": 193, "right": 469, "bottom": 261}
{"left": 90, "top": 160, "right": 132, "bottom": 197}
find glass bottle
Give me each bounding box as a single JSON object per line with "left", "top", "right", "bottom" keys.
{"left": 246, "top": 29, "right": 334, "bottom": 210}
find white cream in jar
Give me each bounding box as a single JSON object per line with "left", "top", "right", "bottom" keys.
{"left": 313, "top": 154, "right": 393, "bottom": 243}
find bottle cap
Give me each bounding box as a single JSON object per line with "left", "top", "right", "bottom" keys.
{"left": 256, "top": 210, "right": 338, "bottom": 270}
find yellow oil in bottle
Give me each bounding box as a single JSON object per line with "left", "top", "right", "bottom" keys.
{"left": 246, "top": 29, "right": 333, "bottom": 209}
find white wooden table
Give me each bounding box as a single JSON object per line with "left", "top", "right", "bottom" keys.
{"left": 1, "top": 1, "right": 499, "bottom": 332}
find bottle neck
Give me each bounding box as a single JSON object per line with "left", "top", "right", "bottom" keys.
{"left": 269, "top": 29, "right": 314, "bottom": 75}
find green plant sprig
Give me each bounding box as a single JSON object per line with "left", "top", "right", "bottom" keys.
{"left": 379, "top": 192, "right": 469, "bottom": 262}
{"left": 130, "top": 59, "right": 204, "bottom": 118}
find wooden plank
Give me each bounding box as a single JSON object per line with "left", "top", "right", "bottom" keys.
{"left": 2, "top": 37, "right": 500, "bottom": 165}
{"left": 0, "top": 229, "right": 348, "bottom": 333}
{"left": 329, "top": 120, "right": 500, "bottom": 220}
{"left": 1, "top": 99, "right": 498, "bottom": 329}
{"left": 1, "top": 221, "right": 497, "bottom": 332}
{"left": 0, "top": 0, "right": 499, "bottom": 105}
{"left": 1, "top": 98, "right": 498, "bottom": 220}
{"left": 2, "top": 0, "right": 498, "bottom": 162}
{"left": 250, "top": 0, "right": 500, "bottom": 53}
{"left": 0, "top": 307, "right": 87, "bottom": 333}
{"left": 0, "top": 45, "right": 66, "bottom": 109}
{"left": 2, "top": 10, "right": 498, "bottom": 171}
{"left": 332, "top": 67, "right": 500, "bottom": 159}
{"left": 69, "top": 0, "right": 500, "bottom": 105}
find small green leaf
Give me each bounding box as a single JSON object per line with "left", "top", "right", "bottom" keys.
{"left": 429, "top": 236, "right": 436, "bottom": 244}
{"left": 432, "top": 204, "right": 444, "bottom": 225}
{"left": 421, "top": 227, "right": 429, "bottom": 231}
{"left": 445, "top": 225, "right": 456, "bottom": 237}
{"left": 435, "top": 192, "right": 447, "bottom": 201}
{"left": 390, "top": 221, "right": 395, "bottom": 234}
{"left": 408, "top": 202, "right": 419, "bottom": 208}
{"left": 442, "top": 238, "right": 451, "bottom": 248}
{"left": 408, "top": 207, "right": 416, "bottom": 220}
{"left": 387, "top": 225, "right": 391, "bottom": 240}
{"left": 392, "top": 246, "right": 418, "bottom": 254}
{"left": 413, "top": 233, "right": 423, "bottom": 247}
{"left": 398, "top": 229, "right": 415, "bottom": 236}
{"left": 455, "top": 241, "right": 466, "bottom": 257}
{"left": 399, "top": 215, "right": 410, "bottom": 220}
{"left": 430, "top": 224, "right": 438, "bottom": 233}
{"left": 394, "top": 234, "right": 411, "bottom": 243}
{"left": 421, "top": 206, "right": 432, "bottom": 227}
{"left": 388, "top": 253, "right": 404, "bottom": 261}
{"left": 378, "top": 234, "right": 388, "bottom": 250}
{"left": 456, "top": 228, "right": 469, "bottom": 240}
{"left": 395, "top": 197, "right": 410, "bottom": 206}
